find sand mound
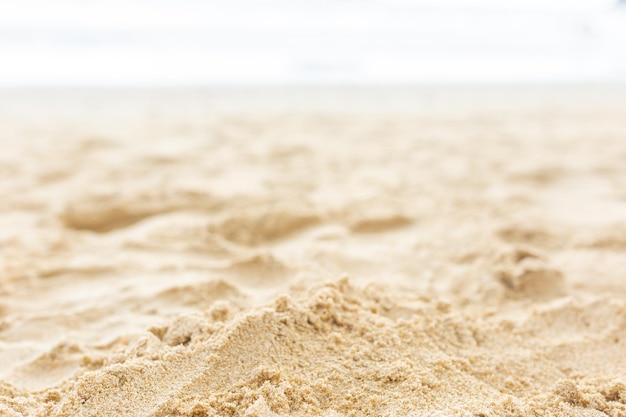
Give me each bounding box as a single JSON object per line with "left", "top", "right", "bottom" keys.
{"left": 5, "top": 279, "right": 626, "bottom": 416}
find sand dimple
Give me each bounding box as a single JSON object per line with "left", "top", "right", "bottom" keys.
{"left": 496, "top": 223, "right": 565, "bottom": 249}
{"left": 495, "top": 258, "right": 566, "bottom": 299}
{"left": 209, "top": 202, "right": 320, "bottom": 247}
{"left": 2, "top": 87, "right": 626, "bottom": 416}
{"left": 346, "top": 210, "right": 412, "bottom": 234}
{"left": 225, "top": 253, "right": 295, "bottom": 288}
{"left": 60, "top": 187, "right": 221, "bottom": 233}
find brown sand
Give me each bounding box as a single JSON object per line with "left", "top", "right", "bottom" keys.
{"left": 1, "top": 86, "right": 626, "bottom": 416}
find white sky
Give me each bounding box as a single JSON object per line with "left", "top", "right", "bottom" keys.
{"left": 0, "top": 0, "right": 625, "bottom": 85}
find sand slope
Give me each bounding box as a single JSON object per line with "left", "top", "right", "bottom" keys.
{"left": 1, "top": 87, "right": 626, "bottom": 416}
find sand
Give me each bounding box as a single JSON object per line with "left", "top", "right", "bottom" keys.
{"left": 1, "top": 86, "right": 626, "bottom": 417}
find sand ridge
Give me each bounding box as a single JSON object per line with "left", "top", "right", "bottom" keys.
{"left": 1, "top": 87, "right": 626, "bottom": 416}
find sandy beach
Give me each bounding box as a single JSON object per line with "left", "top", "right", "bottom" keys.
{"left": 1, "top": 86, "right": 626, "bottom": 416}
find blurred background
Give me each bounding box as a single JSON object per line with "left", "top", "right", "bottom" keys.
{"left": 1, "top": 0, "right": 626, "bottom": 86}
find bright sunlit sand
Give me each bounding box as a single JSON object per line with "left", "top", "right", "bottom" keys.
{"left": 2, "top": 1, "right": 626, "bottom": 416}
{"left": 1, "top": 86, "right": 626, "bottom": 416}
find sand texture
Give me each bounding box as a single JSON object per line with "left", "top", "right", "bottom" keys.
{"left": 1, "top": 87, "right": 626, "bottom": 416}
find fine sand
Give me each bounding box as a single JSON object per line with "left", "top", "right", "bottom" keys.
{"left": 1, "top": 86, "right": 626, "bottom": 416}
